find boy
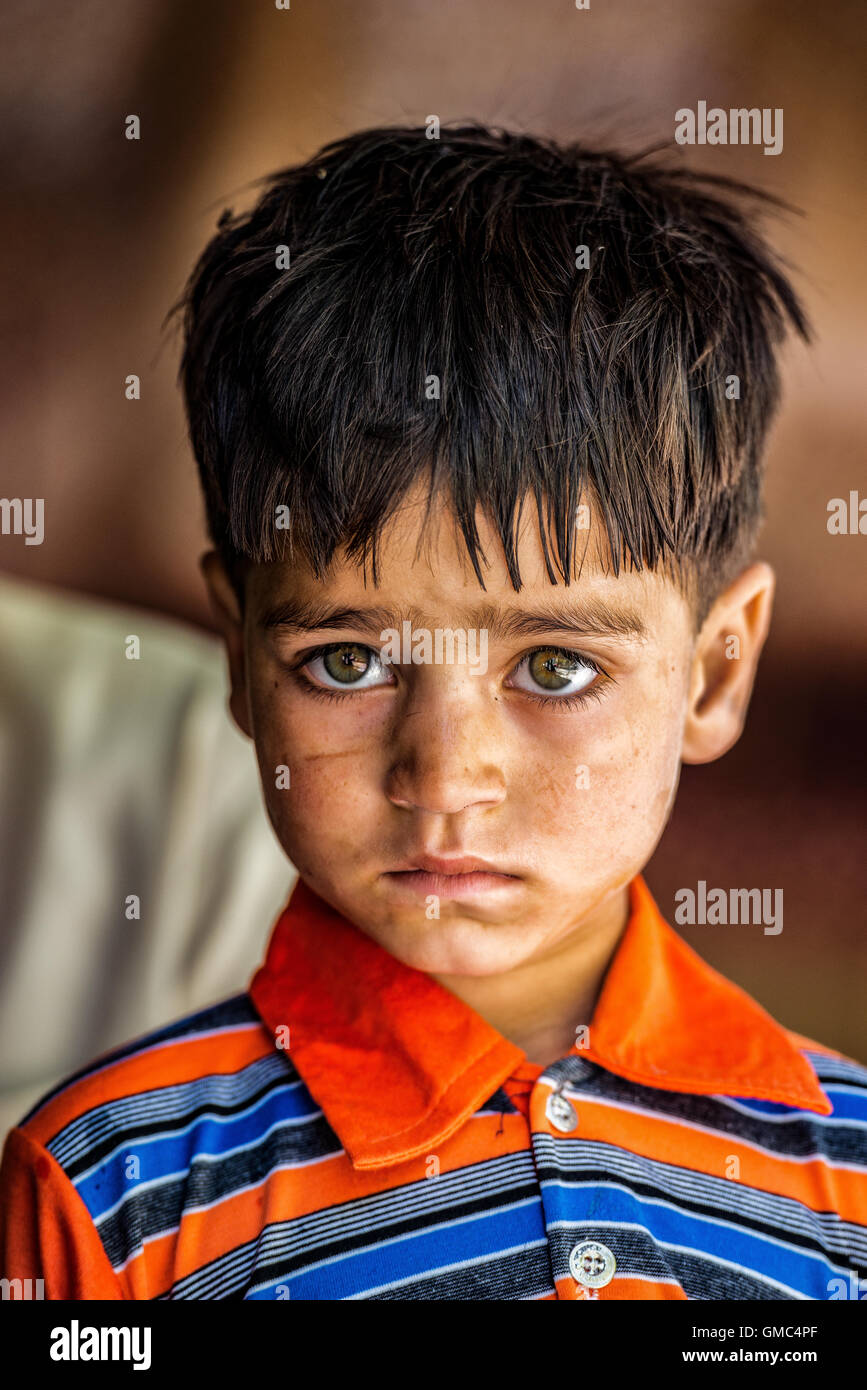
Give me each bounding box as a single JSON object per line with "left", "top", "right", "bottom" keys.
{"left": 1, "top": 123, "right": 865, "bottom": 1301}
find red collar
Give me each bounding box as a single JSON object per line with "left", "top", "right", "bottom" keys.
{"left": 249, "top": 874, "right": 830, "bottom": 1170}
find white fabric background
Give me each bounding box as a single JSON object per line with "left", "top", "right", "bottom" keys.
{"left": 0, "top": 576, "right": 295, "bottom": 1141}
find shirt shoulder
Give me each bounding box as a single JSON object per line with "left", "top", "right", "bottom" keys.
{"left": 0, "top": 993, "right": 297, "bottom": 1298}
{"left": 14, "top": 993, "right": 280, "bottom": 1146}
{"left": 766, "top": 1029, "right": 867, "bottom": 1198}
{"left": 783, "top": 1027, "right": 867, "bottom": 1124}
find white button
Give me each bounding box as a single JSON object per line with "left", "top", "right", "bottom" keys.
{"left": 569, "top": 1240, "right": 616, "bottom": 1288}
{"left": 545, "top": 1091, "right": 578, "bottom": 1132}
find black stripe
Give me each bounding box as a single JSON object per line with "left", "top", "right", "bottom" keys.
{"left": 368, "top": 1244, "right": 556, "bottom": 1301}
{"left": 165, "top": 1169, "right": 543, "bottom": 1299}
{"left": 556, "top": 1063, "right": 867, "bottom": 1165}
{"left": 97, "top": 1114, "right": 344, "bottom": 1268}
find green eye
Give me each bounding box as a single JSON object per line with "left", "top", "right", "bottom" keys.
{"left": 529, "top": 649, "right": 580, "bottom": 690}
{"left": 512, "top": 647, "right": 599, "bottom": 696}
{"left": 305, "top": 643, "right": 392, "bottom": 691}
{"left": 321, "top": 644, "right": 375, "bottom": 684}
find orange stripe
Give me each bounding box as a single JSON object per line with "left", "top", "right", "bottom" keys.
{"left": 23, "top": 1026, "right": 272, "bottom": 1145}
{"left": 603, "top": 1276, "right": 688, "bottom": 1300}
{"left": 120, "top": 1111, "right": 533, "bottom": 1294}
{"left": 553, "top": 1273, "right": 687, "bottom": 1300}
{"left": 537, "top": 1095, "right": 867, "bottom": 1223}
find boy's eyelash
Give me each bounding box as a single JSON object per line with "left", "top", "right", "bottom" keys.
{"left": 287, "top": 643, "right": 612, "bottom": 708}
{"left": 285, "top": 644, "right": 364, "bottom": 676}
{"left": 520, "top": 680, "right": 610, "bottom": 712}
{"left": 293, "top": 679, "right": 359, "bottom": 704}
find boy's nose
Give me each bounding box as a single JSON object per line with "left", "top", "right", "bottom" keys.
{"left": 384, "top": 690, "right": 507, "bottom": 816}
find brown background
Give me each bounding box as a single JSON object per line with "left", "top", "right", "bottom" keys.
{"left": 1, "top": 0, "right": 864, "bottom": 1056}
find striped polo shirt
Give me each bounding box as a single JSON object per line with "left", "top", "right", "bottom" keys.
{"left": 1, "top": 874, "right": 866, "bottom": 1300}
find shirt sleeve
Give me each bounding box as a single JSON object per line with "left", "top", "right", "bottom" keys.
{"left": 0, "top": 1125, "right": 126, "bottom": 1299}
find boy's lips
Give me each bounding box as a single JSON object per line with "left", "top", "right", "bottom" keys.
{"left": 383, "top": 853, "right": 524, "bottom": 899}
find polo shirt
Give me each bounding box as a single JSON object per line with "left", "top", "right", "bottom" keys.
{"left": 1, "top": 874, "right": 866, "bottom": 1300}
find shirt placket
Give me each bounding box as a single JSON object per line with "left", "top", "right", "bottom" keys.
{"left": 527, "top": 1055, "right": 619, "bottom": 1300}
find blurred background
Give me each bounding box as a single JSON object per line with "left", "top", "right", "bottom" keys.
{"left": 0, "top": 0, "right": 864, "bottom": 1136}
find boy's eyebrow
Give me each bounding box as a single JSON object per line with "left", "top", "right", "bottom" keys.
{"left": 261, "top": 600, "right": 407, "bottom": 634}
{"left": 488, "top": 601, "right": 648, "bottom": 642}
{"left": 261, "top": 597, "right": 648, "bottom": 642}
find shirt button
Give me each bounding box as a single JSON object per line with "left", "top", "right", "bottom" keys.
{"left": 545, "top": 1091, "right": 578, "bottom": 1132}
{"left": 569, "top": 1240, "right": 616, "bottom": 1289}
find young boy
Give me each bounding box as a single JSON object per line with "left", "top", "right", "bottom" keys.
{"left": 2, "top": 124, "right": 865, "bottom": 1302}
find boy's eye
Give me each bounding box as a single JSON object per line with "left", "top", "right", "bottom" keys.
{"left": 510, "top": 647, "right": 599, "bottom": 697}
{"left": 304, "top": 643, "right": 392, "bottom": 689}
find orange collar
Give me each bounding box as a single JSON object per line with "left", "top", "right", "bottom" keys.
{"left": 249, "top": 874, "right": 830, "bottom": 1170}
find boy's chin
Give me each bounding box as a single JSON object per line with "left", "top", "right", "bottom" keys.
{"left": 354, "top": 902, "right": 549, "bottom": 978}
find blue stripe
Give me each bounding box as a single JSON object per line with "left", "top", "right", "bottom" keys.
{"left": 823, "top": 1089, "right": 867, "bottom": 1123}
{"left": 540, "top": 1179, "right": 846, "bottom": 1296}
{"left": 76, "top": 1083, "right": 319, "bottom": 1220}
{"left": 726, "top": 1095, "right": 811, "bottom": 1116}
{"left": 246, "top": 1197, "right": 550, "bottom": 1299}
{"left": 725, "top": 1089, "right": 867, "bottom": 1124}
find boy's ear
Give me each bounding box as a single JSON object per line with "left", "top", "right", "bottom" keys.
{"left": 681, "top": 562, "right": 775, "bottom": 765}
{"left": 200, "top": 550, "right": 253, "bottom": 740}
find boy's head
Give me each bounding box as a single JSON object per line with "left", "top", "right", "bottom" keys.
{"left": 172, "top": 123, "right": 808, "bottom": 977}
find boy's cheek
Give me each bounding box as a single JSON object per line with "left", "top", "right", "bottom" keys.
{"left": 253, "top": 703, "right": 679, "bottom": 879}
{"left": 537, "top": 691, "right": 682, "bottom": 815}
{"left": 256, "top": 736, "right": 372, "bottom": 832}
{"left": 252, "top": 714, "right": 389, "bottom": 880}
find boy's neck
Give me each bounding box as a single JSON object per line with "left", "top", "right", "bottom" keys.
{"left": 430, "top": 884, "right": 631, "bottom": 1070}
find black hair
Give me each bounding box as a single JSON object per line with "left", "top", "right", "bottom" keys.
{"left": 169, "top": 121, "right": 810, "bottom": 618}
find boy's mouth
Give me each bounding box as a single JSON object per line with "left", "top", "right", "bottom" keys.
{"left": 383, "top": 854, "right": 523, "bottom": 900}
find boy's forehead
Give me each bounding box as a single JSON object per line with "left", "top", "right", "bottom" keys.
{"left": 248, "top": 487, "right": 687, "bottom": 636}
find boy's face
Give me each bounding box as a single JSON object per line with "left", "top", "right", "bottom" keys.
{"left": 205, "top": 484, "right": 772, "bottom": 977}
